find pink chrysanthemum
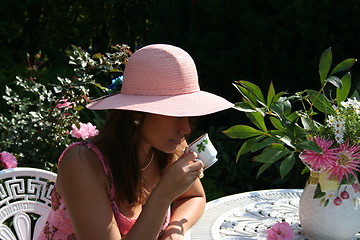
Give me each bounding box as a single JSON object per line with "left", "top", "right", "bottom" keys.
{"left": 326, "top": 141, "right": 360, "bottom": 182}
{"left": 266, "top": 221, "right": 295, "bottom": 240}
{"left": 70, "top": 122, "right": 99, "bottom": 140}
{"left": 299, "top": 137, "right": 338, "bottom": 171}
{"left": 0, "top": 151, "right": 18, "bottom": 169}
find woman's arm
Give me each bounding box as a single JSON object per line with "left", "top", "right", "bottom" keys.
{"left": 159, "top": 142, "right": 207, "bottom": 240}
{"left": 57, "top": 145, "right": 203, "bottom": 240}
{"left": 56, "top": 145, "right": 122, "bottom": 240}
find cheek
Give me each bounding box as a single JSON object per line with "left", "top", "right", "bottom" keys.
{"left": 140, "top": 126, "right": 165, "bottom": 147}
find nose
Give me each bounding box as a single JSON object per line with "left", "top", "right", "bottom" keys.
{"left": 178, "top": 117, "right": 191, "bottom": 135}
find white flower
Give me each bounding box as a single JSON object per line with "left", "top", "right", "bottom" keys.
{"left": 326, "top": 116, "right": 345, "bottom": 144}
{"left": 341, "top": 97, "right": 360, "bottom": 113}
{"left": 341, "top": 100, "right": 350, "bottom": 108}
{"left": 334, "top": 132, "right": 344, "bottom": 144}
{"left": 333, "top": 118, "right": 345, "bottom": 131}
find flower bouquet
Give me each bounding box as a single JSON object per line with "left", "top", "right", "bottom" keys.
{"left": 223, "top": 48, "right": 360, "bottom": 239}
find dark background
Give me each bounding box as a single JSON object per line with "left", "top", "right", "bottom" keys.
{"left": 1, "top": 0, "right": 359, "bottom": 199}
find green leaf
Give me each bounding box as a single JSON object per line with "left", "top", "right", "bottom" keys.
{"left": 330, "top": 58, "right": 357, "bottom": 75}
{"left": 287, "top": 112, "right": 299, "bottom": 122}
{"left": 272, "top": 91, "right": 287, "bottom": 104}
{"left": 324, "top": 76, "right": 342, "bottom": 89}
{"left": 271, "top": 143, "right": 288, "bottom": 150}
{"left": 340, "top": 174, "right": 356, "bottom": 184}
{"left": 301, "top": 167, "right": 310, "bottom": 175}
{"left": 236, "top": 136, "right": 266, "bottom": 161}
{"left": 90, "top": 82, "right": 108, "bottom": 90}
{"left": 351, "top": 89, "right": 360, "bottom": 99}
{"left": 300, "top": 116, "right": 312, "bottom": 130}
{"left": 250, "top": 137, "right": 280, "bottom": 152}
{"left": 269, "top": 116, "right": 285, "bottom": 131}
{"left": 233, "top": 83, "right": 258, "bottom": 107}
{"left": 314, "top": 183, "right": 326, "bottom": 198}
{"left": 246, "top": 112, "right": 267, "bottom": 132}
{"left": 234, "top": 102, "right": 257, "bottom": 112}
{"left": 74, "top": 106, "right": 85, "bottom": 111}
{"left": 280, "top": 153, "right": 295, "bottom": 178}
{"left": 92, "top": 53, "right": 104, "bottom": 58}
{"left": 53, "top": 86, "right": 62, "bottom": 93}
{"left": 319, "top": 47, "right": 332, "bottom": 85}
{"left": 257, "top": 162, "right": 273, "bottom": 178}
{"left": 307, "top": 90, "right": 337, "bottom": 115}
{"left": 110, "top": 68, "right": 122, "bottom": 72}
{"left": 223, "top": 125, "right": 267, "bottom": 139}
{"left": 254, "top": 147, "right": 289, "bottom": 163}
{"left": 238, "top": 81, "right": 266, "bottom": 104}
{"left": 5, "top": 86, "right": 12, "bottom": 96}
{"left": 336, "top": 73, "right": 351, "bottom": 104}
{"left": 267, "top": 82, "right": 275, "bottom": 107}
{"left": 271, "top": 97, "right": 292, "bottom": 118}
{"left": 279, "top": 136, "right": 295, "bottom": 149}
{"left": 297, "top": 140, "right": 322, "bottom": 153}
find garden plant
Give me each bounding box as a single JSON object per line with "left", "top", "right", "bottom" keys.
{"left": 0, "top": 44, "right": 131, "bottom": 170}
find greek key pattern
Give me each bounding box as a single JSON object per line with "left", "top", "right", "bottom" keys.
{"left": 0, "top": 173, "right": 55, "bottom": 208}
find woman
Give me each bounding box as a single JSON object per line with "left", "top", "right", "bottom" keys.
{"left": 38, "top": 44, "right": 233, "bottom": 240}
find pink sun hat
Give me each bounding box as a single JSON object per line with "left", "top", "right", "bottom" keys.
{"left": 87, "top": 44, "right": 234, "bottom": 116}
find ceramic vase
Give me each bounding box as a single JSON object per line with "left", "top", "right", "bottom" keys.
{"left": 299, "top": 171, "right": 360, "bottom": 240}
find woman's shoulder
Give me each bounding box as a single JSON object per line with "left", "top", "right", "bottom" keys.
{"left": 57, "top": 142, "right": 109, "bottom": 193}
{"left": 59, "top": 142, "right": 98, "bottom": 164}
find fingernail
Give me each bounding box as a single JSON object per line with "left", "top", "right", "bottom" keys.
{"left": 184, "top": 147, "right": 189, "bottom": 153}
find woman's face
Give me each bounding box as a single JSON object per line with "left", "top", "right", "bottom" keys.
{"left": 139, "top": 114, "right": 191, "bottom": 153}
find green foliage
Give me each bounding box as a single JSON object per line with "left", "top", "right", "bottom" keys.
{"left": 224, "top": 48, "right": 359, "bottom": 179}
{"left": 2, "top": 0, "right": 360, "bottom": 198}
{"left": 0, "top": 45, "right": 130, "bottom": 170}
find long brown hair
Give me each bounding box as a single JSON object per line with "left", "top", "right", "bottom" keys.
{"left": 92, "top": 110, "right": 173, "bottom": 206}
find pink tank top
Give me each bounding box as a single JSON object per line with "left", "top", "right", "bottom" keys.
{"left": 37, "top": 141, "right": 171, "bottom": 239}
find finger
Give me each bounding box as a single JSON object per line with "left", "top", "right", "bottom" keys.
{"left": 193, "top": 159, "right": 204, "bottom": 168}
{"left": 178, "top": 151, "right": 197, "bottom": 164}
{"left": 187, "top": 160, "right": 203, "bottom": 173}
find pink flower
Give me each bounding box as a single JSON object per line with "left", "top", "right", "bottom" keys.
{"left": 326, "top": 141, "right": 360, "bottom": 182}
{"left": 70, "top": 122, "right": 99, "bottom": 140}
{"left": 266, "top": 222, "right": 295, "bottom": 240}
{"left": 55, "top": 99, "right": 73, "bottom": 109}
{"left": 0, "top": 151, "right": 18, "bottom": 169}
{"left": 300, "top": 137, "right": 338, "bottom": 171}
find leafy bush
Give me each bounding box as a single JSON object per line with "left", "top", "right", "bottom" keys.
{"left": 0, "top": 45, "right": 131, "bottom": 170}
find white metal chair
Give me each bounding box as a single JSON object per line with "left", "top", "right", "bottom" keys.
{"left": 0, "top": 167, "right": 56, "bottom": 240}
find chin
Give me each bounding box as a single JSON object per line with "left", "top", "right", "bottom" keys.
{"left": 163, "top": 148, "right": 177, "bottom": 154}
{"left": 161, "top": 144, "right": 179, "bottom": 154}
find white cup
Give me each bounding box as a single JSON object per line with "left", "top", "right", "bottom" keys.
{"left": 188, "top": 133, "right": 218, "bottom": 170}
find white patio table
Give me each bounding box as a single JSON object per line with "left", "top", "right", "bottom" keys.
{"left": 186, "top": 189, "right": 360, "bottom": 240}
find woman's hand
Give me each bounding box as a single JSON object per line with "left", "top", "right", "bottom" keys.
{"left": 155, "top": 148, "right": 204, "bottom": 203}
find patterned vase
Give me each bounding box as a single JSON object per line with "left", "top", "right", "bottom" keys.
{"left": 299, "top": 171, "right": 360, "bottom": 240}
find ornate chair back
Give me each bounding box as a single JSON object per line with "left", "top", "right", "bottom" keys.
{"left": 0, "top": 167, "right": 56, "bottom": 240}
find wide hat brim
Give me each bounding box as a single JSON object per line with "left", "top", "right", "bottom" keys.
{"left": 86, "top": 90, "right": 234, "bottom": 117}
{"left": 87, "top": 44, "right": 234, "bottom": 116}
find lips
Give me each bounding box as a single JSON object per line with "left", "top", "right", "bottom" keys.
{"left": 169, "top": 138, "right": 184, "bottom": 145}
